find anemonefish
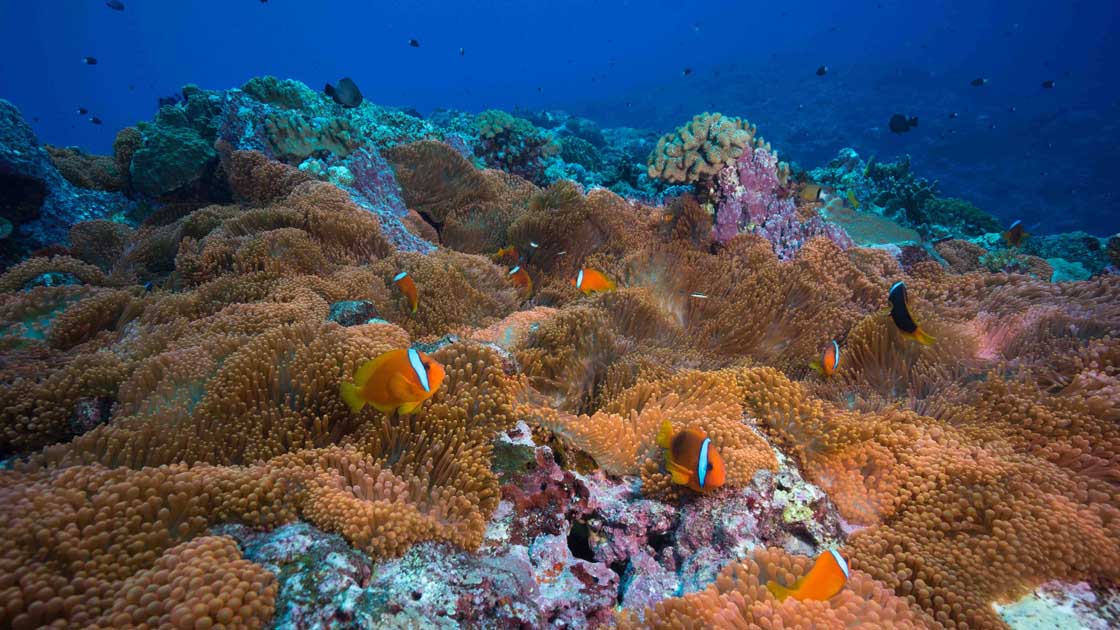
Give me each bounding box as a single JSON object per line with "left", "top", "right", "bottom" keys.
{"left": 799, "top": 184, "right": 824, "bottom": 202}
{"left": 1003, "top": 219, "right": 1029, "bottom": 247}
{"left": 655, "top": 419, "right": 726, "bottom": 493}
{"left": 394, "top": 271, "right": 418, "bottom": 313}
{"left": 846, "top": 190, "right": 861, "bottom": 209}
{"left": 766, "top": 549, "right": 850, "bottom": 602}
{"left": 888, "top": 281, "right": 935, "bottom": 345}
{"left": 572, "top": 268, "right": 616, "bottom": 295}
{"left": 809, "top": 340, "right": 841, "bottom": 376}
{"left": 508, "top": 265, "right": 533, "bottom": 297}
{"left": 493, "top": 245, "right": 519, "bottom": 265}
{"left": 339, "top": 348, "right": 445, "bottom": 415}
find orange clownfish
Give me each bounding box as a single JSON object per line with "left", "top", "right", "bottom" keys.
{"left": 1003, "top": 219, "right": 1029, "bottom": 247}
{"left": 340, "top": 348, "right": 445, "bottom": 415}
{"left": 766, "top": 549, "right": 850, "bottom": 602}
{"left": 809, "top": 339, "right": 841, "bottom": 376}
{"left": 655, "top": 419, "right": 726, "bottom": 493}
{"left": 508, "top": 265, "right": 533, "bottom": 297}
{"left": 888, "top": 281, "right": 935, "bottom": 345}
{"left": 394, "top": 271, "right": 418, "bottom": 313}
{"left": 571, "top": 268, "right": 616, "bottom": 295}
{"left": 493, "top": 245, "right": 519, "bottom": 265}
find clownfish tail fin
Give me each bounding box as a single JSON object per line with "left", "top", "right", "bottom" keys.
{"left": 766, "top": 580, "right": 794, "bottom": 602}
{"left": 912, "top": 327, "right": 936, "bottom": 346}
{"left": 656, "top": 419, "right": 674, "bottom": 449}
{"left": 808, "top": 360, "right": 823, "bottom": 374}
{"left": 339, "top": 381, "right": 366, "bottom": 413}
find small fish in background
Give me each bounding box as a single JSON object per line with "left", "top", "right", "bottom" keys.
{"left": 324, "top": 77, "right": 363, "bottom": 108}
{"left": 809, "top": 340, "right": 841, "bottom": 377}
{"left": 766, "top": 549, "right": 850, "bottom": 602}
{"left": 1008, "top": 105, "right": 1017, "bottom": 113}
{"left": 77, "top": 107, "right": 89, "bottom": 115}
{"left": 799, "top": 183, "right": 823, "bottom": 202}
{"left": 572, "top": 268, "right": 616, "bottom": 295}
{"left": 459, "top": 47, "right": 465, "bottom": 56}
{"left": 887, "top": 281, "right": 935, "bottom": 345}
{"left": 82, "top": 57, "right": 98, "bottom": 65}
{"left": 971, "top": 77, "right": 989, "bottom": 87}
{"left": 409, "top": 39, "right": 420, "bottom": 48}
{"left": 1041, "top": 80, "right": 1055, "bottom": 88}
{"left": 888, "top": 114, "right": 919, "bottom": 134}
{"left": 528, "top": 241, "right": 539, "bottom": 250}
{"left": 508, "top": 266, "right": 533, "bottom": 298}
{"left": 89, "top": 117, "right": 103, "bottom": 125}
{"left": 689, "top": 292, "right": 708, "bottom": 299}
{"left": 816, "top": 65, "right": 828, "bottom": 76}
{"left": 339, "top": 348, "right": 445, "bottom": 415}
{"left": 1003, "top": 219, "right": 1029, "bottom": 247}
{"left": 948, "top": 112, "right": 959, "bottom": 119}
{"left": 393, "top": 271, "right": 418, "bottom": 313}
{"left": 656, "top": 419, "right": 726, "bottom": 493}
{"left": 142, "top": 281, "right": 155, "bottom": 292}
{"left": 682, "top": 67, "right": 692, "bottom": 76}
{"left": 846, "top": 190, "right": 861, "bottom": 209}
{"left": 105, "top": 0, "right": 125, "bottom": 11}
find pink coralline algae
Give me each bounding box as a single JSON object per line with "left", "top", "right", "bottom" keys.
{"left": 713, "top": 143, "right": 852, "bottom": 258}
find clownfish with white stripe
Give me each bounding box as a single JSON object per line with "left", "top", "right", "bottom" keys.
{"left": 888, "top": 281, "right": 935, "bottom": 345}
{"left": 572, "top": 268, "right": 616, "bottom": 295}
{"left": 809, "top": 340, "right": 841, "bottom": 377}
{"left": 393, "top": 271, "right": 418, "bottom": 313}
{"left": 339, "top": 348, "right": 445, "bottom": 415}
{"left": 766, "top": 549, "right": 850, "bottom": 602}
{"left": 508, "top": 265, "right": 533, "bottom": 298}
{"left": 655, "top": 419, "right": 726, "bottom": 493}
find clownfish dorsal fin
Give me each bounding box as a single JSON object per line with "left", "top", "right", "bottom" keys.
{"left": 407, "top": 348, "right": 430, "bottom": 392}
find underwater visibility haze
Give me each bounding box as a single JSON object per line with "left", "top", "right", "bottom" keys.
{"left": 1, "top": 1, "right": 1119, "bottom": 628}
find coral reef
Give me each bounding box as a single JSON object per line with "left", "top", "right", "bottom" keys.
{"left": 1, "top": 86, "right": 1119, "bottom": 630}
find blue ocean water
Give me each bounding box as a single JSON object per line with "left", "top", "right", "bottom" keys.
{"left": 2, "top": 0, "right": 1117, "bottom": 233}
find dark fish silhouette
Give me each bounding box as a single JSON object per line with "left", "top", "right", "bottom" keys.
{"left": 948, "top": 112, "right": 959, "bottom": 118}
{"left": 106, "top": 1, "right": 125, "bottom": 10}
{"left": 77, "top": 107, "right": 89, "bottom": 115}
{"left": 409, "top": 39, "right": 420, "bottom": 48}
{"left": 971, "top": 77, "right": 988, "bottom": 86}
{"left": 888, "top": 282, "right": 935, "bottom": 345}
{"left": 324, "top": 77, "right": 363, "bottom": 108}
{"left": 90, "top": 117, "right": 103, "bottom": 125}
{"left": 888, "top": 114, "right": 919, "bottom": 134}
{"left": 1041, "top": 80, "right": 1055, "bottom": 88}
{"left": 82, "top": 57, "right": 98, "bottom": 65}
{"left": 1003, "top": 220, "right": 1029, "bottom": 247}
{"left": 682, "top": 67, "right": 692, "bottom": 76}
{"left": 816, "top": 65, "right": 828, "bottom": 76}
{"left": 459, "top": 47, "right": 465, "bottom": 56}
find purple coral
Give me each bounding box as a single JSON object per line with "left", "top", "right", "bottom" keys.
{"left": 713, "top": 144, "right": 852, "bottom": 259}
